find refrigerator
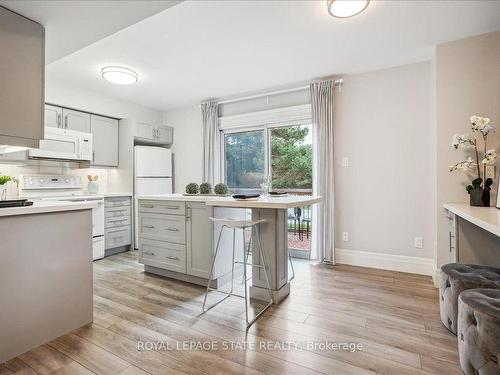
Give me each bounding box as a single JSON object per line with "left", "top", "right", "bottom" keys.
{"left": 134, "top": 145, "right": 173, "bottom": 247}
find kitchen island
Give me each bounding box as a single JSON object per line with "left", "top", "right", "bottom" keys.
{"left": 0, "top": 200, "right": 96, "bottom": 363}
{"left": 136, "top": 194, "right": 321, "bottom": 303}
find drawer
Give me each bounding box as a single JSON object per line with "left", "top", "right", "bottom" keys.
{"left": 139, "top": 238, "right": 186, "bottom": 273}
{"left": 105, "top": 205, "right": 131, "bottom": 218}
{"left": 105, "top": 226, "right": 131, "bottom": 249}
{"left": 105, "top": 215, "right": 131, "bottom": 229}
{"left": 138, "top": 213, "right": 185, "bottom": 244}
{"left": 138, "top": 200, "right": 185, "bottom": 216}
{"left": 105, "top": 196, "right": 131, "bottom": 208}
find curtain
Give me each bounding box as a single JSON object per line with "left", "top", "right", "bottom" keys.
{"left": 310, "top": 80, "right": 336, "bottom": 264}
{"left": 201, "top": 100, "right": 221, "bottom": 185}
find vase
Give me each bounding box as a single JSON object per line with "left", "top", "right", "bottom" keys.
{"left": 470, "top": 188, "right": 490, "bottom": 207}
{"left": 0, "top": 184, "right": 6, "bottom": 200}
{"left": 88, "top": 181, "right": 99, "bottom": 194}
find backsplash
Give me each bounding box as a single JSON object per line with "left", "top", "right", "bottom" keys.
{"left": 0, "top": 160, "right": 110, "bottom": 198}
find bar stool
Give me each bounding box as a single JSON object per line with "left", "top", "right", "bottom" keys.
{"left": 201, "top": 217, "right": 273, "bottom": 329}
{"left": 243, "top": 247, "right": 295, "bottom": 282}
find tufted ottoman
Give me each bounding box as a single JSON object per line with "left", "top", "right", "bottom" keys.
{"left": 458, "top": 289, "right": 500, "bottom": 375}
{"left": 440, "top": 264, "right": 500, "bottom": 335}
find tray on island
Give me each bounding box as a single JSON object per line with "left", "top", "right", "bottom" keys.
{"left": 0, "top": 199, "right": 34, "bottom": 208}
{"left": 182, "top": 193, "right": 231, "bottom": 197}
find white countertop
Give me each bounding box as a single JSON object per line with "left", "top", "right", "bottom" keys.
{"left": 444, "top": 203, "right": 500, "bottom": 237}
{"left": 137, "top": 193, "right": 322, "bottom": 209}
{"left": 0, "top": 200, "right": 98, "bottom": 217}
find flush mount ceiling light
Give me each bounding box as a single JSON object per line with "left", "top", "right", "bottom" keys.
{"left": 327, "top": 0, "right": 369, "bottom": 18}
{"left": 101, "top": 66, "right": 138, "bottom": 85}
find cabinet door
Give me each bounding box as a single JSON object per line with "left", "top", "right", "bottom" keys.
{"left": 44, "top": 105, "right": 62, "bottom": 128}
{"left": 91, "top": 115, "right": 118, "bottom": 167}
{"left": 186, "top": 203, "right": 213, "bottom": 278}
{"left": 63, "top": 108, "right": 91, "bottom": 133}
{"left": 157, "top": 126, "right": 173, "bottom": 144}
{"left": 136, "top": 122, "right": 154, "bottom": 140}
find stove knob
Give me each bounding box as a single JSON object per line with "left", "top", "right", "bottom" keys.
{"left": 65, "top": 179, "right": 69, "bottom": 183}
{"left": 40, "top": 179, "right": 44, "bottom": 183}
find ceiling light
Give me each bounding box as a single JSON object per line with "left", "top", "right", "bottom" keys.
{"left": 101, "top": 66, "right": 138, "bottom": 85}
{"left": 327, "top": 0, "right": 369, "bottom": 18}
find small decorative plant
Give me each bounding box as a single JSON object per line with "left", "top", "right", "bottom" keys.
{"left": 199, "top": 182, "right": 212, "bottom": 195}
{"left": 214, "top": 183, "right": 228, "bottom": 195}
{"left": 185, "top": 182, "right": 199, "bottom": 194}
{"left": 450, "top": 115, "right": 496, "bottom": 206}
{"left": 0, "top": 175, "right": 12, "bottom": 185}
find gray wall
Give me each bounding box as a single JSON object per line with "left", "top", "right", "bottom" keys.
{"left": 164, "top": 61, "right": 435, "bottom": 263}
{"left": 436, "top": 30, "right": 500, "bottom": 269}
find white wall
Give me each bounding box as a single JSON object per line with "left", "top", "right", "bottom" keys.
{"left": 164, "top": 62, "right": 436, "bottom": 272}
{"left": 334, "top": 62, "right": 435, "bottom": 263}
{"left": 163, "top": 106, "right": 204, "bottom": 193}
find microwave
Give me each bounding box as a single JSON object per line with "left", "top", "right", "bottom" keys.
{"left": 29, "top": 127, "right": 93, "bottom": 161}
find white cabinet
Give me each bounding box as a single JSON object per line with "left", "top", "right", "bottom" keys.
{"left": 63, "top": 108, "right": 91, "bottom": 133}
{"left": 91, "top": 115, "right": 118, "bottom": 167}
{"left": 186, "top": 202, "right": 213, "bottom": 279}
{"left": 135, "top": 122, "right": 173, "bottom": 145}
{"left": 44, "top": 105, "right": 62, "bottom": 128}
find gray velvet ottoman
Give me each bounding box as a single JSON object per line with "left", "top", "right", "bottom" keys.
{"left": 440, "top": 264, "right": 500, "bottom": 335}
{"left": 458, "top": 289, "right": 500, "bottom": 375}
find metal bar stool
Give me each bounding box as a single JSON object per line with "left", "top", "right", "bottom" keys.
{"left": 243, "top": 246, "right": 295, "bottom": 282}
{"left": 201, "top": 217, "right": 273, "bottom": 329}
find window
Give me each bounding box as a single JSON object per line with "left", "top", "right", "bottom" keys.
{"left": 224, "top": 130, "right": 265, "bottom": 189}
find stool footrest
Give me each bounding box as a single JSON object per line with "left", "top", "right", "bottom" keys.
{"left": 235, "top": 261, "right": 265, "bottom": 269}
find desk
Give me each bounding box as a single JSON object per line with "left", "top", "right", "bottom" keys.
{"left": 444, "top": 203, "right": 500, "bottom": 264}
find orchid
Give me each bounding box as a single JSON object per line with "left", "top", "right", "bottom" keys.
{"left": 451, "top": 115, "right": 496, "bottom": 195}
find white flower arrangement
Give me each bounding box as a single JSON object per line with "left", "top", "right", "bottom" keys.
{"left": 450, "top": 115, "right": 496, "bottom": 196}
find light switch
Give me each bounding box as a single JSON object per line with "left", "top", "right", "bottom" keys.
{"left": 342, "top": 232, "right": 349, "bottom": 242}
{"left": 342, "top": 157, "right": 349, "bottom": 167}
{"left": 414, "top": 237, "right": 423, "bottom": 249}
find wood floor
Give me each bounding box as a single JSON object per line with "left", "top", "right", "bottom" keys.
{"left": 1, "top": 252, "right": 460, "bottom": 375}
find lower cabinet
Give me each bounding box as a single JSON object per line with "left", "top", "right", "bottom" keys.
{"left": 137, "top": 200, "right": 214, "bottom": 283}
{"left": 104, "top": 196, "right": 132, "bottom": 255}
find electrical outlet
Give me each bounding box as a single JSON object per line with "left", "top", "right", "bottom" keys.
{"left": 342, "top": 232, "right": 349, "bottom": 242}
{"left": 414, "top": 237, "right": 423, "bottom": 249}
{"left": 342, "top": 157, "right": 349, "bottom": 167}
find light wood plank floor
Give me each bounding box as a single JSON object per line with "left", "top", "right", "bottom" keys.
{"left": 1, "top": 252, "right": 460, "bottom": 375}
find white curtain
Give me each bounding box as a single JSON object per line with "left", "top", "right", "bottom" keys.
{"left": 201, "top": 100, "right": 221, "bottom": 185}
{"left": 310, "top": 80, "right": 336, "bottom": 264}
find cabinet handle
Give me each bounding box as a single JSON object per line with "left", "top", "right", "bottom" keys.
{"left": 92, "top": 151, "right": 95, "bottom": 163}
{"left": 64, "top": 116, "right": 68, "bottom": 129}
{"left": 165, "top": 206, "right": 179, "bottom": 210}
{"left": 142, "top": 204, "right": 154, "bottom": 208}
{"left": 143, "top": 251, "right": 155, "bottom": 255}
{"left": 165, "top": 227, "right": 178, "bottom": 232}
{"left": 165, "top": 255, "right": 179, "bottom": 260}
{"left": 57, "top": 113, "right": 61, "bottom": 127}
{"left": 143, "top": 225, "right": 155, "bottom": 229}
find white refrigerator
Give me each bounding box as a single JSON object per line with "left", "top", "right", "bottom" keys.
{"left": 134, "top": 145, "right": 173, "bottom": 247}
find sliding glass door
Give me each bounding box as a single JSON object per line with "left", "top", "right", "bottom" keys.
{"left": 223, "top": 123, "right": 313, "bottom": 257}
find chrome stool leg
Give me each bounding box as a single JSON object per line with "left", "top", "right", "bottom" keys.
{"left": 288, "top": 252, "right": 295, "bottom": 281}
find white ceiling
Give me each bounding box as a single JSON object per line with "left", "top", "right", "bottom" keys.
{"left": 0, "top": 0, "right": 181, "bottom": 63}
{"left": 19, "top": 1, "right": 500, "bottom": 111}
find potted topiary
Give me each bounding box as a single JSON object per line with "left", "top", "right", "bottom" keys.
{"left": 199, "top": 182, "right": 212, "bottom": 195}
{"left": 0, "top": 175, "right": 12, "bottom": 200}
{"left": 185, "top": 182, "right": 199, "bottom": 195}
{"left": 214, "top": 183, "right": 228, "bottom": 195}
{"left": 450, "top": 115, "right": 497, "bottom": 206}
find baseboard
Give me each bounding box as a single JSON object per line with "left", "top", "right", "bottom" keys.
{"left": 335, "top": 248, "right": 435, "bottom": 276}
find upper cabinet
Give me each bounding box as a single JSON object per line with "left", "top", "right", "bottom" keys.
{"left": 63, "top": 109, "right": 91, "bottom": 133}
{"left": 0, "top": 7, "right": 44, "bottom": 148}
{"left": 44, "top": 105, "right": 62, "bottom": 128}
{"left": 91, "top": 115, "right": 119, "bottom": 167}
{"left": 135, "top": 122, "right": 173, "bottom": 145}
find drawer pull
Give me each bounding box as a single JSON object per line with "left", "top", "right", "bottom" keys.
{"left": 143, "top": 251, "right": 155, "bottom": 255}
{"left": 165, "top": 227, "right": 179, "bottom": 232}
{"left": 109, "top": 218, "right": 127, "bottom": 222}
{"left": 165, "top": 255, "right": 179, "bottom": 260}
{"left": 143, "top": 225, "right": 155, "bottom": 229}
{"left": 142, "top": 204, "right": 154, "bottom": 208}
{"left": 165, "top": 206, "right": 180, "bottom": 210}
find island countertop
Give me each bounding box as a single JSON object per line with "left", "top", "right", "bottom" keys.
{"left": 0, "top": 200, "right": 97, "bottom": 217}
{"left": 136, "top": 193, "right": 322, "bottom": 209}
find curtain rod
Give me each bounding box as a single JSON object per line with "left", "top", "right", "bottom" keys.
{"left": 217, "top": 78, "right": 343, "bottom": 105}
